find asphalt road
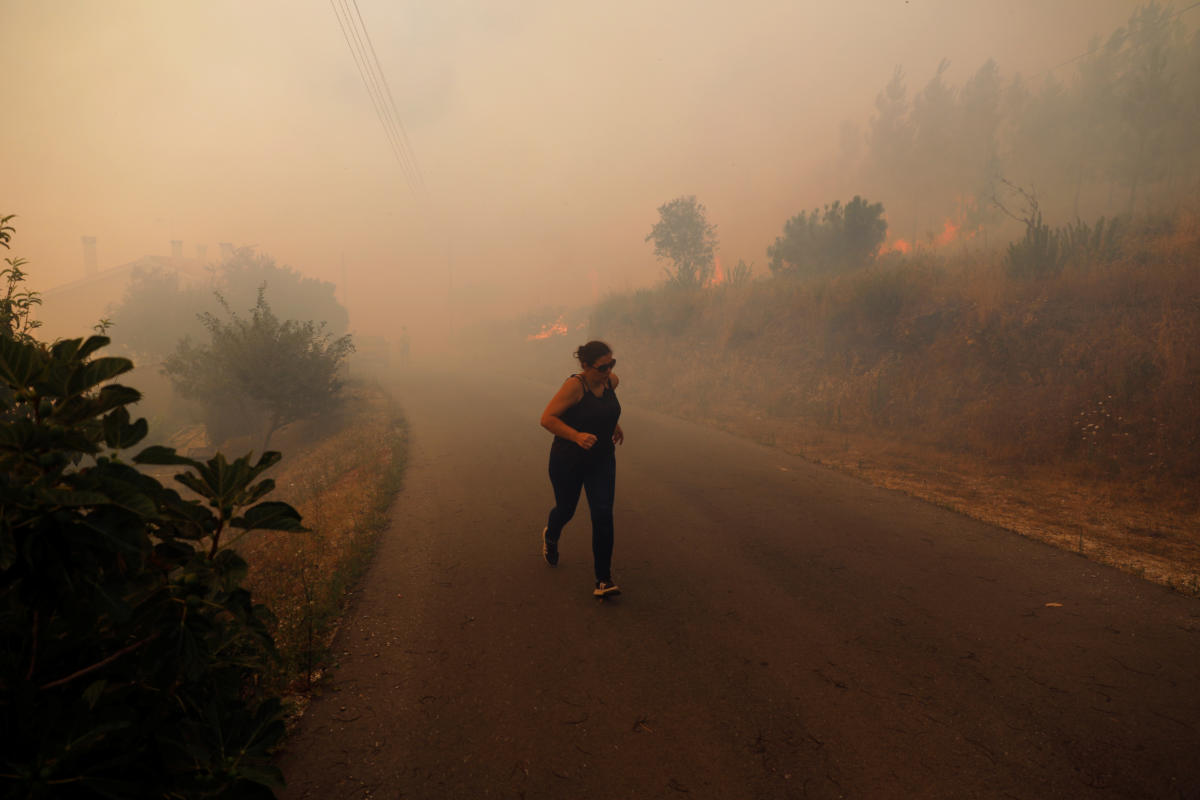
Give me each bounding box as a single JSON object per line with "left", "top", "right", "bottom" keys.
{"left": 278, "top": 368, "right": 1200, "bottom": 799}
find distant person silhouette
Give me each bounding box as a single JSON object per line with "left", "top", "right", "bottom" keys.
{"left": 539, "top": 340, "right": 624, "bottom": 597}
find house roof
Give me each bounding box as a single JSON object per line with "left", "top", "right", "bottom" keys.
{"left": 40, "top": 255, "right": 214, "bottom": 299}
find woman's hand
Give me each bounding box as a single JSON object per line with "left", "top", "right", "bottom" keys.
{"left": 575, "top": 431, "right": 598, "bottom": 450}
{"left": 612, "top": 424, "right": 624, "bottom": 446}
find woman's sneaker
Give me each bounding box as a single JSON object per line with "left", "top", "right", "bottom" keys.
{"left": 542, "top": 527, "right": 558, "bottom": 566}
{"left": 593, "top": 579, "right": 620, "bottom": 597}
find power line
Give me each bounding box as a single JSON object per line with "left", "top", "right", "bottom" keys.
{"left": 333, "top": 0, "right": 421, "bottom": 194}
{"left": 336, "top": 0, "right": 417, "bottom": 186}
{"left": 330, "top": 0, "right": 412, "bottom": 188}
{"left": 349, "top": 0, "right": 426, "bottom": 193}
{"left": 329, "top": 0, "right": 424, "bottom": 196}
{"left": 1028, "top": 1, "right": 1200, "bottom": 81}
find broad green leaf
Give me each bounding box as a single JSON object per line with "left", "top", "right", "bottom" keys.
{"left": 39, "top": 488, "right": 111, "bottom": 507}
{"left": 102, "top": 407, "right": 149, "bottom": 450}
{"left": 75, "top": 334, "right": 112, "bottom": 361}
{"left": 250, "top": 450, "right": 283, "bottom": 476}
{"left": 0, "top": 418, "right": 40, "bottom": 450}
{"left": 232, "top": 501, "right": 307, "bottom": 532}
{"left": 240, "top": 478, "right": 275, "bottom": 507}
{"left": 223, "top": 456, "right": 252, "bottom": 499}
{"left": 134, "top": 445, "right": 200, "bottom": 468}
{"left": 90, "top": 384, "right": 142, "bottom": 416}
{"left": 0, "top": 335, "right": 43, "bottom": 388}
{"left": 95, "top": 479, "right": 159, "bottom": 518}
{"left": 193, "top": 452, "right": 230, "bottom": 497}
{"left": 174, "top": 471, "right": 212, "bottom": 501}
{"left": 214, "top": 548, "right": 249, "bottom": 585}
{"left": 65, "top": 356, "right": 133, "bottom": 397}
{"left": 82, "top": 679, "right": 109, "bottom": 710}
{"left": 156, "top": 488, "right": 214, "bottom": 525}
{"left": 50, "top": 336, "right": 85, "bottom": 361}
{"left": 61, "top": 719, "right": 134, "bottom": 752}
{"left": 154, "top": 540, "right": 198, "bottom": 565}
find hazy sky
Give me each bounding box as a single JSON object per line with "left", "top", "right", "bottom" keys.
{"left": 2, "top": 0, "right": 1142, "bottom": 339}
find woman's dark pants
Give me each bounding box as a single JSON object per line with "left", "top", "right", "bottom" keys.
{"left": 545, "top": 445, "right": 616, "bottom": 582}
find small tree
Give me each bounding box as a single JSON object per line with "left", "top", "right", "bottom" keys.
{"left": 164, "top": 288, "right": 354, "bottom": 450}
{"left": 767, "top": 196, "right": 887, "bottom": 276}
{"left": 645, "top": 196, "right": 719, "bottom": 288}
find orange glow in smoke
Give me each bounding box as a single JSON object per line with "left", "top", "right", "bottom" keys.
{"left": 527, "top": 314, "right": 568, "bottom": 341}
{"left": 881, "top": 237, "right": 912, "bottom": 255}
{"left": 881, "top": 200, "right": 982, "bottom": 255}
{"left": 705, "top": 254, "right": 725, "bottom": 287}
{"left": 934, "top": 219, "right": 960, "bottom": 247}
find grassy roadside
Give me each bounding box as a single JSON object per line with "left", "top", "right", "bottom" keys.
{"left": 228, "top": 380, "right": 408, "bottom": 705}
{"left": 687, "top": 405, "right": 1200, "bottom": 595}
{"left": 582, "top": 214, "right": 1200, "bottom": 595}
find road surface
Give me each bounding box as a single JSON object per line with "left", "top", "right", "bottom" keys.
{"left": 278, "top": 368, "right": 1200, "bottom": 799}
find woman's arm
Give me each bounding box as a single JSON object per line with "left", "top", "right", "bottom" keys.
{"left": 614, "top": 374, "right": 624, "bottom": 448}
{"left": 540, "top": 378, "right": 595, "bottom": 448}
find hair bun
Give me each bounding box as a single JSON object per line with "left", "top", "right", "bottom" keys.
{"left": 574, "top": 340, "right": 611, "bottom": 366}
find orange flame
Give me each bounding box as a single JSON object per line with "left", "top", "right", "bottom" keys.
{"left": 881, "top": 200, "right": 982, "bottom": 255}
{"left": 527, "top": 314, "right": 568, "bottom": 341}
{"left": 934, "top": 219, "right": 959, "bottom": 247}
{"left": 705, "top": 254, "right": 725, "bottom": 288}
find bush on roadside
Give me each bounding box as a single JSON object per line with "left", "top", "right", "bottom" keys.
{"left": 163, "top": 288, "right": 354, "bottom": 450}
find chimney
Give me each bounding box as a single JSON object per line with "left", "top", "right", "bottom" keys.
{"left": 219, "top": 242, "right": 234, "bottom": 262}
{"left": 196, "top": 243, "right": 207, "bottom": 262}
{"left": 81, "top": 236, "right": 98, "bottom": 276}
{"left": 170, "top": 240, "right": 183, "bottom": 259}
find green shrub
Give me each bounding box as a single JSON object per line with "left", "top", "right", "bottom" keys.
{"left": 1, "top": 332, "right": 306, "bottom": 798}
{"left": 768, "top": 196, "right": 887, "bottom": 276}
{"left": 1006, "top": 211, "right": 1065, "bottom": 278}
{"left": 1007, "top": 213, "right": 1128, "bottom": 278}
{"left": 163, "top": 289, "right": 354, "bottom": 450}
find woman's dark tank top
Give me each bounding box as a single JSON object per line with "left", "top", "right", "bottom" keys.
{"left": 554, "top": 374, "right": 621, "bottom": 457}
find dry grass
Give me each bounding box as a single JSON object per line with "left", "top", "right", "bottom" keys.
{"left": 226, "top": 382, "right": 407, "bottom": 693}
{"left": 591, "top": 212, "right": 1200, "bottom": 594}
{"left": 707, "top": 407, "right": 1200, "bottom": 594}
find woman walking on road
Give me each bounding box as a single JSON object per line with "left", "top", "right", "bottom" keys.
{"left": 540, "top": 340, "right": 624, "bottom": 597}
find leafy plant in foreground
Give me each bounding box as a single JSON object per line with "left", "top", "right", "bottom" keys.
{"left": 0, "top": 331, "right": 306, "bottom": 798}
{"left": 1, "top": 214, "right": 42, "bottom": 344}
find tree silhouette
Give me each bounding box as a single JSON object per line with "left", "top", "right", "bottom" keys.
{"left": 645, "top": 196, "right": 719, "bottom": 288}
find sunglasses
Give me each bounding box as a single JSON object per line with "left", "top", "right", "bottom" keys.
{"left": 593, "top": 359, "right": 616, "bottom": 373}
